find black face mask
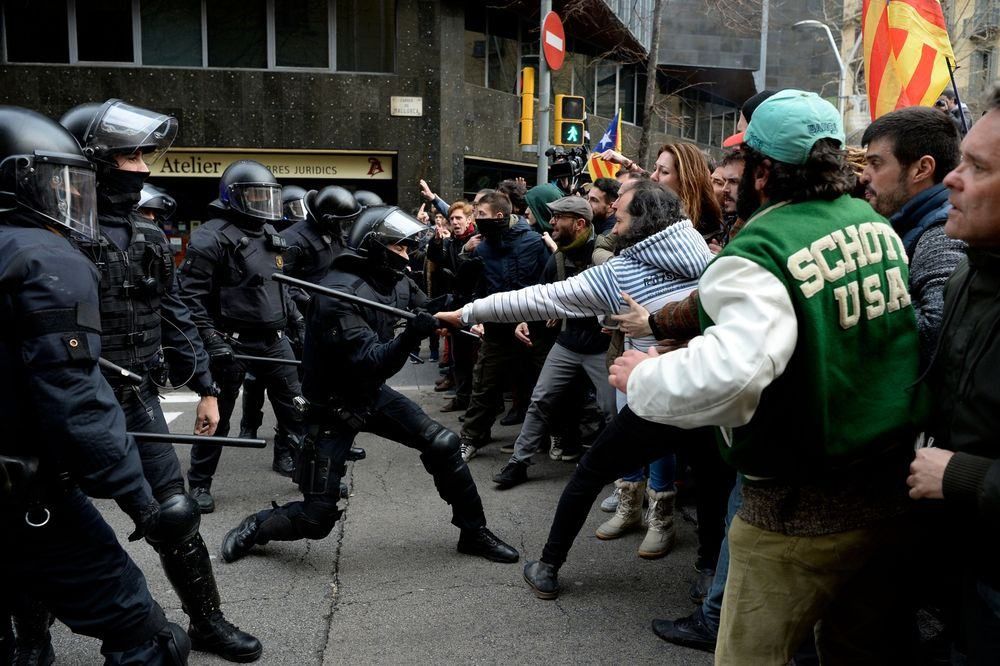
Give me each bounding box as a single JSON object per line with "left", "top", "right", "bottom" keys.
{"left": 476, "top": 216, "right": 506, "bottom": 239}
{"left": 98, "top": 168, "right": 149, "bottom": 214}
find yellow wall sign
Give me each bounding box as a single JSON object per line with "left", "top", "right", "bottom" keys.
{"left": 152, "top": 150, "right": 394, "bottom": 180}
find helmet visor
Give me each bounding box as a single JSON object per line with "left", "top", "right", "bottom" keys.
{"left": 229, "top": 183, "right": 283, "bottom": 221}
{"left": 88, "top": 101, "right": 178, "bottom": 166}
{"left": 6, "top": 154, "right": 98, "bottom": 241}
{"left": 284, "top": 198, "right": 307, "bottom": 222}
{"left": 375, "top": 209, "right": 431, "bottom": 250}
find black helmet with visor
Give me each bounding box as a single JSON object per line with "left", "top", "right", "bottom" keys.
{"left": 217, "top": 160, "right": 283, "bottom": 223}
{"left": 0, "top": 106, "right": 98, "bottom": 242}
{"left": 59, "top": 99, "right": 177, "bottom": 168}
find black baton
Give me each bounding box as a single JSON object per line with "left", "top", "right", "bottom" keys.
{"left": 129, "top": 432, "right": 267, "bottom": 449}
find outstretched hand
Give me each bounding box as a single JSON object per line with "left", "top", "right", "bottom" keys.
{"left": 610, "top": 292, "right": 651, "bottom": 338}
{"left": 608, "top": 347, "right": 659, "bottom": 393}
{"left": 419, "top": 179, "right": 436, "bottom": 202}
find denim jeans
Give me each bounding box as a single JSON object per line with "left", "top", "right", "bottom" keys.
{"left": 702, "top": 475, "right": 743, "bottom": 632}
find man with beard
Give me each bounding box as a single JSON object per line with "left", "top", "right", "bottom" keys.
{"left": 491, "top": 196, "right": 615, "bottom": 488}
{"left": 717, "top": 151, "right": 743, "bottom": 243}
{"left": 587, "top": 178, "right": 619, "bottom": 235}
{"left": 861, "top": 105, "right": 966, "bottom": 364}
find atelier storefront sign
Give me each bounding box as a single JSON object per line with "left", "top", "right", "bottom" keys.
{"left": 152, "top": 149, "right": 395, "bottom": 180}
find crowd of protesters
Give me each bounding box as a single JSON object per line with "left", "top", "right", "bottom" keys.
{"left": 406, "top": 85, "right": 999, "bottom": 665}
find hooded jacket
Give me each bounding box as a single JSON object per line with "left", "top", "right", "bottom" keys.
{"left": 460, "top": 219, "right": 712, "bottom": 354}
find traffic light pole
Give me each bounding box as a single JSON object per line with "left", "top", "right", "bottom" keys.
{"left": 536, "top": 0, "right": 551, "bottom": 187}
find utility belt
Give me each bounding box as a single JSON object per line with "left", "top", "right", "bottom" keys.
{"left": 0, "top": 455, "right": 67, "bottom": 528}
{"left": 293, "top": 396, "right": 369, "bottom": 432}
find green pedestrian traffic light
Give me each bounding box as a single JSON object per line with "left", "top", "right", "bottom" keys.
{"left": 554, "top": 94, "right": 585, "bottom": 146}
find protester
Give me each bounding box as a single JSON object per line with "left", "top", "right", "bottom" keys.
{"left": 908, "top": 84, "right": 1000, "bottom": 665}
{"left": 587, "top": 177, "right": 620, "bottom": 234}
{"left": 612, "top": 89, "right": 924, "bottom": 663}
{"left": 938, "top": 88, "right": 973, "bottom": 136}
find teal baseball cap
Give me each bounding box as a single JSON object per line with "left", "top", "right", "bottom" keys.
{"left": 743, "top": 89, "right": 845, "bottom": 165}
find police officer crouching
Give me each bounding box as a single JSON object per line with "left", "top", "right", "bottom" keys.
{"left": 0, "top": 106, "right": 189, "bottom": 663}
{"left": 220, "top": 206, "right": 520, "bottom": 565}
{"left": 58, "top": 100, "right": 262, "bottom": 662}
{"left": 178, "top": 160, "right": 307, "bottom": 509}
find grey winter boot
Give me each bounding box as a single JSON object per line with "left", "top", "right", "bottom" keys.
{"left": 638, "top": 488, "right": 677, "bottom": 559}
{"left": 595, "top": 479, "right": 646, "bottom": 540}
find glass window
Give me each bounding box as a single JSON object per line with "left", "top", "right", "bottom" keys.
{"left": 464, "top": 11, "right": 486, "bottom": 87}
{"left": 595, "top": 62, "right": 617, "bottom": 118}
{"left": 141, "top": 0, "right": 202, "bottom": 67}
{"left": 571, "top": 52, "right": 593, "bottom": 102}
{"left": 76, "top": 0, "right": 134, "bottom": 62}
{"left": 276, "top": 0, "right": 329, "bottom": 68}
{"left": 207, "top": 0, "right": 266, "bottom": 68}
{"left": 3, "top": 0, "right": 69, "bottom": 63}
{"left": 620, "top": 65, "right": 636, "bottom": 124}
{"left": 336, "top": 0, "right": 395, "bottom": 73}
{"left": 486, "top": 9, "right": 517, "bottom": 94}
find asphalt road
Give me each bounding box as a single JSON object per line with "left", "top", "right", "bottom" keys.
{"left": 50, "top": 353, "right": 713, "bottom": 665}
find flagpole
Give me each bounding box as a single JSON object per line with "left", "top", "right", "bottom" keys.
{"left": 945, "top": 58, "right": 969, "bottom": 135}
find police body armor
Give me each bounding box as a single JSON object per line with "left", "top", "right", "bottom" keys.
{"left": 210, "top": 219, "right": 289, "bottom": 332}
{"left": 281, "top": 221, "right": 340, "bottom": 283}
{"left": 88, "top": 214, "right": 173, "bottom": 375}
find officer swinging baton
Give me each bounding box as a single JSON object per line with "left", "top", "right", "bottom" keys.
{"left": 271, "top": 273, "right": 479, "bottom": 338}
{"left": 129, "top": 432, "right": 267, "bottom": 449}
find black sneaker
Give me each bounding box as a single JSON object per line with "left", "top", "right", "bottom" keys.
{"left": 651, "top": 607, "right": 717, "bottom": 652}
{"left": 523, "top": 560, "right": 559, "bottom": 600}
{"left": 190, "top": 486, "right": 215, "bottom": 514}
{"left": 188, "top": 611, "right": 263, "bottom": 663}
{"left": 457, "top": 527, "right": 519, "bottom": 563}
{"left": 492, "top": 461, "right": 529, "bottom": 489}
{"left": 221, "top": 515, "right": 260, "bottom": 563}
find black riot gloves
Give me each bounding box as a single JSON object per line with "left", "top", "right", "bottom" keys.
{"left": 404, "top": 312, "right": 438, "bottom": 338}
{"left": 117, "top": 495, "right": 161, "bottom": 542}
{"left": 202, "top": 330, "right": 235, "bottom": 365}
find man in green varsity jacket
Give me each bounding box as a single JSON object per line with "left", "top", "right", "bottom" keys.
{"left": 609, "top": 90, "right": 924, "bottom": 664}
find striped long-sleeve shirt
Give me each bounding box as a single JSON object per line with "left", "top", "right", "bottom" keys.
{"left": 461, "top": 220, "right": 713, "bottom": 352}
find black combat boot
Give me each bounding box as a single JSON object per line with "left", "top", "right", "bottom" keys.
{"left": 457, "top": 527, "right": 519, "bottom": 563}
{"left": 159, "top": 534, "right": 262, "bottom": 662}
{"left": 221, "top": 515, "right": 263, "bottom": 564}
{"left": 272, "top": 430, "right": 298, "bottom": 478}
{"left": 11, "top": 600, "right": 54, "bottom": 666}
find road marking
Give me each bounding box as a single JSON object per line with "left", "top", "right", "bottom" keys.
{"left": 160, "top": 392, "right": 201, "bottom": 403}
{"left": 163, "top": 411, "right": 183, "bottom": 424}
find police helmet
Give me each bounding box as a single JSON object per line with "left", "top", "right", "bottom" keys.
{"left": 216, "top": 160, "right": 282, "bottom": 222}
{"left": 281, "top": 184, "right": 308, "bottom": 223}
{"left": 346, "top": 205, "right": 429, "bottom": 271}
{"left": 59, "top": 99, "right": 177, "bottom": 168}
{"left": 0, "top": 106, "right": 99, "bottom": 241}
{"left": 353, "top": 190, "right": 384, "bottom": 208}
{"left": 304, "top": 185, "right": 361, "bottom": 232}
{"left": 137, "top": 183, "right": 177, "bottom": 221}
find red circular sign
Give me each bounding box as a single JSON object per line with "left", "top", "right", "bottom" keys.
{"left": 542, "top": 11, "right": 566, "bottom": 71}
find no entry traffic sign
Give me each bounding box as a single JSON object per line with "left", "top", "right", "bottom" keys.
{"left": 542, "top": 11, "right": 565, "bottom": 71}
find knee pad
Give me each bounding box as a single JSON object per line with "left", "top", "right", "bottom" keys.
{"left": 146, "top": 493, "right": 201, "bottom": 546}
{"left": 422, "top": 423, "right": 460, "bottom": 460}
{"left": 158, "top": 622, "right": 191, "bottom": 666}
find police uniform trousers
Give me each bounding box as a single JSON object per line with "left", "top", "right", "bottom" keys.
{"left": 115, "top": 375, "right": 184, "bottom": 500}
{"left": 249, "top": 386, "right": 486, "bottom": 544}
{"left": 189, "top": 332, "right": 304, "bottom": 489}
{"left": 1, "top": 487, "right": 176, "bottom": 662}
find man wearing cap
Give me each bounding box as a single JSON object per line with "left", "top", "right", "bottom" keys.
{"left": 610, "top": 90, "right": 924, "bottom": 662}
{"left": 491, "top": 196, "right": 615, "bottom": 488}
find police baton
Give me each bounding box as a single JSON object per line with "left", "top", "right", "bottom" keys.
{"left": 232, "top": 354, "right": 301, "bottom": 367}
{"left": 129, "top": 432, "right": 267, "bottom": 449}
{"left": 271, "top": 273, "right": 479, "bottom": 338}
{"left": 99, "top": 357, "right": 143, "bottom": 385}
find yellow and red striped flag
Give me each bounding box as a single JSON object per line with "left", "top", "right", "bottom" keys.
{"left": 863, "top": 0, "right": 956, "bottom": 119}
{"left": 587, "top": 109, "right": 622, "bottom": 181}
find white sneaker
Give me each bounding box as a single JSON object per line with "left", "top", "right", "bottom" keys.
{"left": 460, "top": 442, "right": 478, "bottom": 462}
{"left": 599, "top": 487, "right": 621, "bottom": 513}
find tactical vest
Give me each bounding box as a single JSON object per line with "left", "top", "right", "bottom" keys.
{"left": 215, "top": 221, "right": 289, "bottom": 331}
{"left": 341, "top": 273, "right": 412, "bottom": 342}
{"left": 90, "top": 215, "right": 173, "bottom": 374}
{"left": 282, "top": 221, "right": 339, "bottom": 283}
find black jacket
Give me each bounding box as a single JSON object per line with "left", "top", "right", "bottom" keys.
{"left": 542, "top": 230, "right": 610, "bottom": 355}
{"left": 0, "top": 223, "right": 153, "bottom": 510}
{"left": 928, "top": 250, "right": 1000, "bottom": 585}
{"left": 465, "top": 219, "right": 549, "bottom": 298}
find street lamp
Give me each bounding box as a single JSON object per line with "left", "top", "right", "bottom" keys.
{"left": 794, "top": 19, "right": 847, "bottom": 119}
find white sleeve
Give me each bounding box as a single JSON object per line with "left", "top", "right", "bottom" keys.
{"left": 625, "top": 255, "right": 797, "bottom": 428}
{"left": 460, "top": 263, "right": 618, "bottom": 325}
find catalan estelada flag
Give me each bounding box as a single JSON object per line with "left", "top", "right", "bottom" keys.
{"left": 863, "top": 0, "right": 956, "bottom": 119}
{"left": 587, "top": 109, "right": 621, "bottom": 181}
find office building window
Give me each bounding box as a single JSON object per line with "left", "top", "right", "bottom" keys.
{"left": 207, "top": 0, "right": 267, "bottom": 68}
{"left": 464, "top": 11, "right": 487, "bottom": 87}
{"left": 3, "top": 0, "right": 69, "bottom": 63}
{"left": 76, "top": 0, "right": 134, "bottom": 62}
{"left": 336, "top": 0, "right": 395, "bottom": 72}
{"left": 276, "top": 0, "right": 329, "bottom": 68}
{"left": 141, "top": 0, "right": 202, "bottom": 67}
{"left": 595, "top": 61, "right": 617, "bottom": 117}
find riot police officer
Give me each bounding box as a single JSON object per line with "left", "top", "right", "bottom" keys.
{"left": 0, "top": 105, "right": 189, "bottom": 663}
{"left": 177, "top": 160, "right": 306, "bottom": 507}
{"left": 219, "top": 206, "right": 519, "bottom": 565}
{"left": 138, "top": 183, "right": 177, "bottom": 223}
{"left": 58, "top": 100, "right": 262, "bottom": 662}
{"left": 278, "top": 184, "right": 308, "bottom": 231}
